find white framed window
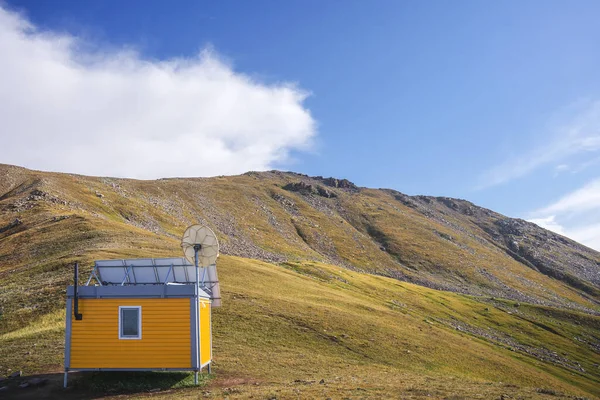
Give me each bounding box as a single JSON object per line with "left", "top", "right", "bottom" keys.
{"left": 118, "top": 306, "right": 142, "bottom": 340}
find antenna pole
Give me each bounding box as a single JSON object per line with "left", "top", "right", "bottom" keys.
{"left": 74, "top": 262, "right": 83, "bottom": 321}
{"left": 194, "top": 244, "right": 201, "bottom": 385}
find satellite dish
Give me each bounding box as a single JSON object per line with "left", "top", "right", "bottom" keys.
{"left": 181, "top": 225, "right": 219, "bottom": 267}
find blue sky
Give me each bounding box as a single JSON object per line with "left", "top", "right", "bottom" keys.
{"left": 1, "top": 1, "right": 600, "bottom": 249}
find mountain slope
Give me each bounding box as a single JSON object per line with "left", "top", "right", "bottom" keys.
{"left": 0, "top": 164, "right": 599, "bottom": 398}
{"left": 1, "top": 164, "right": 598, "bottom": 312}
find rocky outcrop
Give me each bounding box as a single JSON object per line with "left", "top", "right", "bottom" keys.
{"left": 282, "top": 182, "right": 337, "bottom": 198}
{"left": 313, "top": 176, "right": 359, "bottom": 191}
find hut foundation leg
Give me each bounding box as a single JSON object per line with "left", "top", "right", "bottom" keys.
{"left": 194, "top": 371, "right": 198, "bottom": 385}
{"left": 63, "top": 371, "right": 68, "bottom": 388}
{"left": 207, "top": 363, "right": 212, "bottom": 374}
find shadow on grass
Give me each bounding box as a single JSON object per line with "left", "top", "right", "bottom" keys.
{"left": 1, "top": 371, "right": 209, "bottom": 400}
{"left": 74, "top": 371, "right": 207, "bottom": 393}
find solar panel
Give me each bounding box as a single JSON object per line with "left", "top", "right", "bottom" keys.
{"left": 90, "top": 257, "right": 221, "bottom": 306}
{"left": 95, "top": 257, "right": 197, "bottom": 284}
{"left": 205, "top": 264, "right": 221, "bottom": 307}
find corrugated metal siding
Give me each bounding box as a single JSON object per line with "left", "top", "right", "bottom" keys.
{"left": 200, "top": 300, "right": 211, "bottom": 365}
{"left": 70, "top": 298, "right": 191, "bottom": 369}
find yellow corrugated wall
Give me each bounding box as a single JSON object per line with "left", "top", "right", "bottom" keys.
{"left": 199, "top": 299, "right": 211, "bottom": 366}
{"left": 70, "top": 298, "right": 191, "bottom": 369}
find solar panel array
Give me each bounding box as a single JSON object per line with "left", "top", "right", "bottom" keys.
{"left": 91, "top": 257, "right": 221, "bottom": 306}
{"left": 95, "top": 257, "right": 200, "bottom": 284}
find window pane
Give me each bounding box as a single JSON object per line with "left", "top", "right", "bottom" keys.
{"left": 121, "top": 308, "right": 139, "bottom": 337}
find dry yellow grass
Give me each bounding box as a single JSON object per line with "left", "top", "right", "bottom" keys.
{"left": 0, "top": 165, "right": 599, "bottom": 399}
{"left": 2, "top": 256, "right": 599, "bottom": 399}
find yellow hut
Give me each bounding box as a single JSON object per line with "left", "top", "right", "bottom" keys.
{"left": 64, "top": 225, "right": 220, "bottom": 387}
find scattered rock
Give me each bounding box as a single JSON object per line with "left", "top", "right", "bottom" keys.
{"left": 271, "top": 193, "right": 299, "bottom": 214}
{"left": 9, "top": 371, "right": 22, "bottom": 379}
{"left": 435, "top": 230, "right": 454, "bottom": 241}
{"left": 536, "top": 387, "right": 558, "bottom": 395}
{"left": 0, "top": 386, "right": 8, "bottom": 392}
{"left": 319, "top": 379, "right": 325, "bottom": 384}
{"left": 445, "top": 318, "right": 584, "bottom": 370}
{"left": 95, "top": 191, "right": 104, "bottom": 198}
{"left": 8, "top": 189, "right": 67, "bottom": 212}
{"left": 0, "top": 218, "right": 23, "bottom": 234}
{"left": 293, "top": 379, "right": 313, "bottom": 385}
{"left": 18, "top": 382, "right": 30, "bottom": 389}
{"left": 29, "top": 189, "right": 47, "bottom": 199}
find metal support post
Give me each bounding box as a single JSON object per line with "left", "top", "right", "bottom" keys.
{"left": 194, "top": 244, "right": 201, "bottom": 385}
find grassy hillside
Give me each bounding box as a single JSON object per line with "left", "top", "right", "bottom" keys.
{"left": 2, "top": 256, "right": 599, "bottom": 398}
{"left": 0, "top": 164, "right": 599, "bottom": 399}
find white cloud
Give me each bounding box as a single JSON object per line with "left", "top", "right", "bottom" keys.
{"left": 528, "top": 215, "right": 566, "bottom": 236}
{"left": 528, "top": 178, "right": 600, "bottom": 251}
{"left": 553, "top": 164, "right": 570, "bottom": 177}
{"left": 567, "top": 223, "right": 600, "bottom": 250}
{"left": 537, "top": 178, "right": 600, "bottom": 215}
{"left": 0, "top": 6, "right": 316, "bottom": 179}
{"left": 479, "top": 100, "right": 600, "bottom": 188}
{"left": 570, "top": 156, "right": 600, "bottom": 174}
{"left": 554, "top": 164, "right": 569, "bottom": 172}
